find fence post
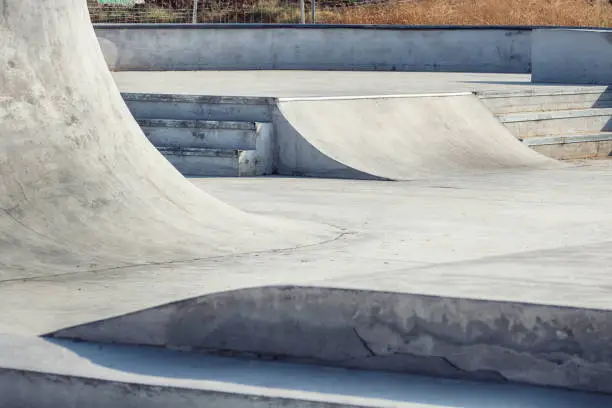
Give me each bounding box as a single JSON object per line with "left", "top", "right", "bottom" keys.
{"left": 311, "top": 0, "right": 316, "bottom": 23}
{"left": 300, "top": 0, "right": 305, "bottom": 23}
{"left": 192, "top": 0, "right": 198, "bottom": 24}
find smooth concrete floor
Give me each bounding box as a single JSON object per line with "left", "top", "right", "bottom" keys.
{"left": 2, "top": 160, "right": 612, "bottom": 335}
{"left": 112, "top": 71, "right": 609, "bottom": 97}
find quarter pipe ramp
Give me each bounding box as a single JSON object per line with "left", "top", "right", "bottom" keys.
{"left": 0, "top": 0, "right": 334, "bottom": 281}
{"left": 275, "top": 94, "right": 558, "bottom": 180}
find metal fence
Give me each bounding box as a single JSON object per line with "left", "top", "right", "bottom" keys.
{"left": 87, "top": 0, "right": 329, "bottom": 24}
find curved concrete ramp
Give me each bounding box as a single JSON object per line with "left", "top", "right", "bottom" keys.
{"left": 0, "top": 0, "right": 333, "bottom": 281}
{"left": 275, "top": 94, "right": 558, "bottom": 180}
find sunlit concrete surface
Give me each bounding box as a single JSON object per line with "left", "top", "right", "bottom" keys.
{"left": 112, "top": 70, "right": 609, "bottom": 98}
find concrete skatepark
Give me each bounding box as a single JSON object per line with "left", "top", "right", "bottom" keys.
{"left": 4, "top": 0, "right": 612, "bottom": 407}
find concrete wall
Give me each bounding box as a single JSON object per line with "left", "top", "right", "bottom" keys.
{"left": 532, "top": 29, "right": 612, "bottom": 84}
{"left": 95, "top": 25, "right": 532, "bottom": 73}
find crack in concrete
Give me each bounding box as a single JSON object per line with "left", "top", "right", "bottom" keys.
{"left": 352, "top": 328, "right": 376, "bottom": 357}
{"left": 0, "top": 229, "right": 356, "bottom": 284}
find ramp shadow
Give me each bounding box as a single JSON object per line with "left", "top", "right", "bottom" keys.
{"left": 46, "top": 337, "right": 612, "bottom": 408}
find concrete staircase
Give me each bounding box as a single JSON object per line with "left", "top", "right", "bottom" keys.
{"left": 479, "top": 88, "right": 612, "bottom": 160}
{"left": 123, "top": 93, "right": 275, "bottom": 176}
{"left": 123, "top": 90, "right": 612, "bottom": 176}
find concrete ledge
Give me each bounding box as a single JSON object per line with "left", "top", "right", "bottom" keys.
{"left": 97, "top": 26, "right": 531, "bottom": 73}
{"left": 522, "top": 133, "right": 612, "bottom": 159}
{"left": 51, "top": 286, "right": 612, "bottom": 394}
{"left": 139, "top": 119, "right": 259, "bottom": 150}
{"left": 95, "top": 23, "right": 538, "bottom": 30}
{"left": 137, "top": 119, "right": 256, "bottom": 130}
{"left": 532, "top": 29, "right": 612, "bottom": 84}
{"left": 478, "top": 88, "right": 612, "bottom": 114}
{"left": 499, "top": 107, "right": 612, "bottom": 123}
{"left": 121, "top": 93, "right": 276, "bottom": 105}
{"left": 523, "top": 132, "right": 612, "bottom": 146}
{"left": 123, "top": 93, "right": 274, "bottom": 122}
{"left": 531, "top": 140, "right": 612, "bottom": 160}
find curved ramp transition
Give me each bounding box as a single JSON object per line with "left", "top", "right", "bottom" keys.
{"left": 0, "top": 0, "right": 334, "bottom": 281}
{"left": 275, "top": 94, "right": 559, "bottom": 180}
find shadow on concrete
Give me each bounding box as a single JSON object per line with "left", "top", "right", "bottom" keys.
{"left": 46, "top": 338, "right": 612, "bottom": 408}
{"left": 593, "top": 87, "right": 612, "bottom": 156}
{"left": 592, "top": 86, "right": 612, "bottom": 109}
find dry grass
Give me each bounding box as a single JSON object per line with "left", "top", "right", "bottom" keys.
{"left": 89, "top": 0, "right": 612, "bottom": 26}
{"left": 320, "top": 0, "right": 612, "bottom": 27}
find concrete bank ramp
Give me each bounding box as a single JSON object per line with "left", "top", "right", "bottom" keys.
{"left": 51, "top": 285, "right": 612, "bottom": 394}
{"left": 275, "top": 94, "right": 558, "bottom": 180}
{"left": 0, "top": 0, "right": 334, "bottom": 281}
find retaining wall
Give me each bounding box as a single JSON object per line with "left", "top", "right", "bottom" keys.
{"left": 95, "top": 24, "right": 532, "bottom": 73}
{"left": 532, "top": 29, "right": 612, "bottom": 84}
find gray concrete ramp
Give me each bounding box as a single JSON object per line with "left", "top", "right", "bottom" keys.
{"left": 0, "top": 0, "right": 334, "bottom": 281}
{"left": 49, "top": 285, "right": 612, "bottom": 393}
{"left": 276, "top": 94, "right": 558, "bottom": 180}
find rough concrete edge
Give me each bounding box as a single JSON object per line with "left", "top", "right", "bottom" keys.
{"left": 47, "top": 284, "right": 612, "bottom": 337}
{"left": 47, "top": 285, "right": 612, "bottom": 394}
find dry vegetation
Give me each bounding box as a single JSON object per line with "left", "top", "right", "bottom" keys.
{"left": 320, "top": 0, "right": 612, "bottom": 26}
{"left": 89, "top": 0, "right": 612, "bottom": 26}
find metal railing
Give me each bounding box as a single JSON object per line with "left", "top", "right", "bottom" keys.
{"left": 88, "top": 0, "right": 322, "bottom": 24}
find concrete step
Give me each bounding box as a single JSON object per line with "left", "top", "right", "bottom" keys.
{"left": 498, "top": 107, "right": 612, "bottom": 138}
{"left": 156, "top": 123, "right": 274, "bottom": 177}
{"left": 479, "top": 88, "right": 612, "bottom": 115}
{"left": 138, "top": 119, "right": 258, "bottom": 150}
{"left": 159, "top": 146, "right": 272, "bottom": 178}
{"left": 523, "top": 132, "right": 612, "bottom": 160}
{"left": 158, "top": 147, "right": 241, "bottom": 177}
{"left": 123, "top": 93, "right": 275, "bottom": 122}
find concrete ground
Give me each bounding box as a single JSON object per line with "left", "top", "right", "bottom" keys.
{"left": 4, "top": 159, "right": 612, "bottom": 401}
{"left": 112, "top": 70, "right": 609, "bottom": 97}
{"left": 3, "top": 160, "right": 612, "bottom": 334}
